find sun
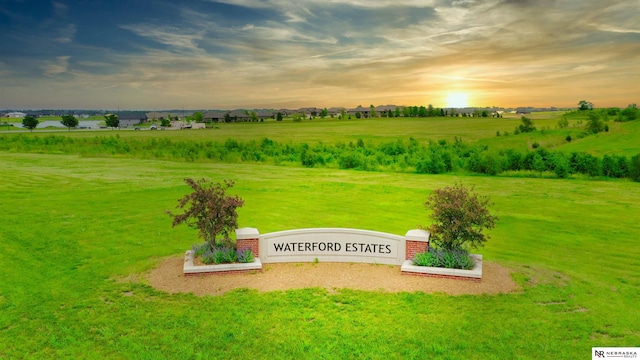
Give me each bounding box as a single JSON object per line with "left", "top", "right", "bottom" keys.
{"left": 445, "top": 93, "right": 469, "bottom": 108}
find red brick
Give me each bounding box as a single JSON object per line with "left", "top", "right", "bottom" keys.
{"left": 237, "top": 238, "right": 259, "bottom": 257}
{"left": 401, "top": 271, "right": 481, "bottom": 282}
{"left": 184, "top": 268, "right": 262, "bottom": 277}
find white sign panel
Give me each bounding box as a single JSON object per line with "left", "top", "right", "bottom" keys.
{"left": 260, "top": 228, "right": 406, "bottom": 265}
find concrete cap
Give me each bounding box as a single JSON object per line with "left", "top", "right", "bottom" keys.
{"left": 236, "top": 227, "right": 260, "bottom": 240}
{"left": 405, "top": 229, "right": 430, "bottom": 242}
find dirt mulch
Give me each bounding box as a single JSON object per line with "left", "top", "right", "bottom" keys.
{"left": 147, "top": 257, "right": 518, "bottom": 296}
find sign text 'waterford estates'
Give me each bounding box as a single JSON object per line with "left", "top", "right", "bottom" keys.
{"left": 272, "top": 241, "right": 392, "bottom": 254}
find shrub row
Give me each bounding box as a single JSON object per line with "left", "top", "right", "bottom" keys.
{"left": 413, "top": 248, "right": 475, "bottom": 270}
{"left": 192, "top": 243, "right": 255, "bottom": 264}
{"left": 1, "top": 134, "right": 639, "bottom": 181}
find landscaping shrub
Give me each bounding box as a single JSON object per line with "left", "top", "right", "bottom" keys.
{"left": 167, "top": 178, "right": 244, "bottom": 247}
{"left": 413, "top": 248, "right": 475, "bottom": 270}
{"left": 192, "top": 243, "right": 208, "bottom": 257}
{"left": 422, "top": 183, "right": 497, "bottom": 251}
{"left": 201, "top": 247, "right": 225, "bottom": 264}
{"left": 237, "top": 248, "right": 255, "bottom": 263}
{"left": 192, "top": 243, "right": 255, "bottom": 264}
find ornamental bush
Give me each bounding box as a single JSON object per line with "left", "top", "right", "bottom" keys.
{"left": 237, "top": 248, "right": 255, "bottom": 263}
{"left": 422, "top": 183, "right": 497, "bottom": 251}
{"left": 167, "top": 178, "right": 244, "bottom": 247}
{"left": 192, "top": 242, "right": 255, "bottom": 264}
{"left": 413, "top": 248, "right": 475, "bottom": 270}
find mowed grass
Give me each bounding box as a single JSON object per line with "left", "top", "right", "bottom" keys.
{"left": 1, "top": 153, "right": 639, "bottom": 359}
{"left": 556, "top": 120, "right": 640, "bottom": 157}
{"left": 14, "top": 112, "right": 640, "bottom": 157}
{"left": 12, "top": 115, "right": 554, "bottom": 145}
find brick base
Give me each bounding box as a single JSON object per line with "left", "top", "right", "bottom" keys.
{"left": 401, "top": 271, "right": 481, "bottom": 282}
{"left": 237, "top": 238, "right": 259, "bottom": 257}
{"left": 184, "top": 268, "right": 262, "bottom": 277}
{"left": 405, "top": 239, "right": 428, "bottom": 261}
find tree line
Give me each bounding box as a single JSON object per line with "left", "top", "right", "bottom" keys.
{"left": 2, "top": 134, "right": 639, "bottom": 182}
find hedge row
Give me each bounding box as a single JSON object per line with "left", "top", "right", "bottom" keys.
{"left": 2, "top": 135, "right": 639, "bottom": 181}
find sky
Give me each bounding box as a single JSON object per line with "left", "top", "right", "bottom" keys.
{"left": 1, "top": 0, "right": 639, "bottom": 110}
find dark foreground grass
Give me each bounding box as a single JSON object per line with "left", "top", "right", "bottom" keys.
{"left": 1, "top": 153, "right": 639, "bottom": 359}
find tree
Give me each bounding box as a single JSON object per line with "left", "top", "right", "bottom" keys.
{"left": 422, "top": 183, "right": 497, "bottom": 251}
{"left": 104, "top": 114, "right": 119, "bottom": 129}
{"left": 22, "top": 115, "right": 39, "bottom": 132}
{"left": 557, "top": 116, "right": 569, "bottom": 128}
{"left": 427, "top": 104, "right": 435, "bottom": 117}
{"left": 224, "top": 113, "right": 232, "bottom": 123}
{"left": 60, "top": 114, "right": 78, "bottom": 131}
{"left": 161, "top": 118, "right": 171, "bottom": 127}
{"left": 578, "top": 100, "right": 594, "bottom": 111}
{"left": 320, "top": 108, "right": 328, "bottom": 119}
{"left": 586, "top": 112, "right": 605, "bottom": 134}
{"left": 618, "top": 104, "right": 639, "bottom": 122}
{"left": 167, "top": 178, "right": 244, "bottom": 247}
{"left": 369, "top": 105, "right": 376, "bottom": 118}
{"left": 192, "top": 111, "right": 204, "bottom": 123}
{"left": 276, "top": 112, "right": 283, "bottom": 121}
{"left": 630, "top": 153, "right": 640, "bottom": 182}
{"left": 518, "top": 116, "right": 536, "bottom": 133}
{"left": 552, "top": 153, "right": 570, "bottom": 178}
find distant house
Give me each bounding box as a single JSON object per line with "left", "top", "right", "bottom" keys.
{"left": 203, "top": 110, "right": 229, "bottom": 123}
{"left": 117, "top": 112, "right": 148, "bottom": 127}
{"left": 204, "top": 110, "right": 256, "bottom": 123}
{"left": 374, "top": 105, "right": 399, "bottom": 117}
{"left": 5, "top": 112, "right": 26, "bottom": 118}
{"left": 229, "top": 110, "right": 251, "bottom": 122}
{"left": 256, "top": 110, "right": 274, "bottom": 120}
{"left": 327, "top": 107, "right": 344, "bottom": 117}
{"left": 347, "top": 106, "right": 370, "bottom": 118}
{"left": 276, "top": 109, "right": 294, "bottom": 117}
{"left": 146, "top": 111, "right": 171, "bottom": 121}
{"left": 298, "top": 107, "right": 320, "bottom": 118}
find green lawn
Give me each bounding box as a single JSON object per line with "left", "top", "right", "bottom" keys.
{"left": 556, "top": 120, "right": 640, "bottom": 157}
{"left": 1, "top": 152, "right": 639, "bottom": 358}
{"left": 4, "top": 115, "right": 550, "bottom": 145}
{"left": 12, "top": 112, "right": 638, "bottom": 158}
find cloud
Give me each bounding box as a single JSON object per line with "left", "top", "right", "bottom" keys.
{"left": 43, "top": 56, "right": 70, "bottom": 76}
{"left": 56, "top": 23, "right": 76, "bottom": 43}
{"left": 2, "top": 0, "right": 639, "bottom": 109}
{"left": 52, "top": 1, "right": 68, "bottom": 16}
{"left": 596, "top": 25, "right": 640, "bottom": 34}
{"left": 120, "top": 24, "right": 205, "bottom": 52}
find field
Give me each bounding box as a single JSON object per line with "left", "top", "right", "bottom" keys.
{"left": 6, "top": 111, "right": 640, "bottom": 157}
{"left": 1, "top": 114, "right": 639, "bottom": 358}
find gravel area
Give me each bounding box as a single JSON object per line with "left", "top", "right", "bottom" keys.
{"left": 148, "top": 257, "right": 518, "bottom": 296}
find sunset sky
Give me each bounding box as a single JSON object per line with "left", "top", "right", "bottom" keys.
{"left": 1, "top": 0, "right": 638, "bottom": 110}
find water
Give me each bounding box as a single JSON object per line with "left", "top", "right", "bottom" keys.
{"left": 13, "top": 120, "right": 103, "bottom": 129}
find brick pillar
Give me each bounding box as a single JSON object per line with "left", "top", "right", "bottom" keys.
{"left": 405, "top": 229, "right": 430, "bottom": 261}
{"left": 236, "top": 227, "right": 260, "bottom": 257}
